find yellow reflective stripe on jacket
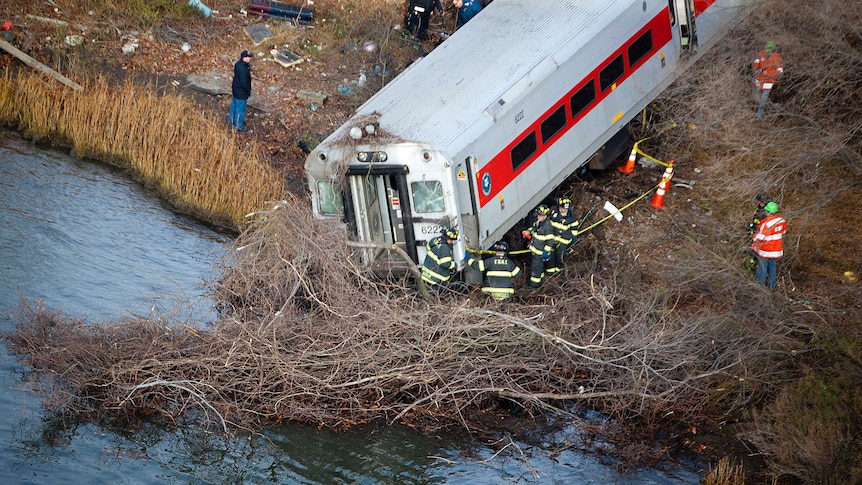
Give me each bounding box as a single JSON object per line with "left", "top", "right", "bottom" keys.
{"left": 421, "top": 267, "right": 451, "bottom": 284}
{"left": 486, "top": 269, "right": 518, "bottom": 278}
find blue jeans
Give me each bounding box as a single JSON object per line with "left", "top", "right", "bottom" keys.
{"left": 228, "top": 98, "right": 247, "bottom": 130}
{"left": 755, "top": 256, "right": 778, "bottom": 289}
{"left": 755, "top": 89, "right": 770, "bottom": 119}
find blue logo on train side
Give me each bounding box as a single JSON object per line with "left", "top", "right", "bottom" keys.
{"left": 481, "top": 172, "right": 492, "bottom": 196}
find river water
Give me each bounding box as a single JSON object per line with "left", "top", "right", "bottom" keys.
{"left": 0, "top": 134, "right": 703, "bottom": 483}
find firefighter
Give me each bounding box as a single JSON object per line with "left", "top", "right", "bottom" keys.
{"left": 467, "top": 240, "right": 521, "bottom": 300}
{"left": 548, "top": 196, "right": 579, "bottom": 275}
{"left": 752, "top": 40, "right": 784, "bottom": 119}
{"left": 421, "top": 227, "right": 459, "bottom": 292}
{"left": 404, "top": 0, "right": 443, "bottom": 41}
{"left": 751, "top": 201, "right": 787, "bottom": 289}
{"left": 522, "top": 204, "right": 555, "bottom": 289}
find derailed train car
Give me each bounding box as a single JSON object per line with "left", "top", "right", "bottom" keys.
{"left": 305, "top": 0, "right": 753, "bottom": 272}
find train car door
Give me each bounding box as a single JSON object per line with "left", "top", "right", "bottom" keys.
{"left": 672, "top": 0, "right": 697, "bottom": 49}
{"left": 345, "top": 165, "right": 418, "bottom": 264}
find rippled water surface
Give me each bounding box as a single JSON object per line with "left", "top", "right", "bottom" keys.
{"left": 0, "top": 135, "right": 703, "bottom": 483}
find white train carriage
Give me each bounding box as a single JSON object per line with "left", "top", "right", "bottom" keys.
{"left": 305, "top": 0, "right": 753, "bottom": 271}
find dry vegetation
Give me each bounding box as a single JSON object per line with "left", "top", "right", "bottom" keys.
{"left": 3, "top": 0, "right": 862, "bottom": 482}
{"left": 0, "top": 72, "right": 284, "bottom": 228}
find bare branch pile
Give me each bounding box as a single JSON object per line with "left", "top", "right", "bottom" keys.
{"left": 10, "top": 192, "right": 807, "bottom": 435}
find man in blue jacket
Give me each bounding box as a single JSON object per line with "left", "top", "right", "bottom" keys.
{"left": 452, "top": 0, "right": 482, "bottom": 28}
{"left": 228, "top": 50, "right": 252, "bottom": 131}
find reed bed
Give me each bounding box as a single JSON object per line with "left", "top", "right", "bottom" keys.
{"left": 0, "top": 71, "right": 284, "bottom": 229}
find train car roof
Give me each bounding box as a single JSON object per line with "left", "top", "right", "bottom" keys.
{"left": 324, "top": 0, "right": 633, "bottom": 157}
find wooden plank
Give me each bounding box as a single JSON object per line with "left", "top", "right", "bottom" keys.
{"left": 0, "top": 38, "right": 84, "bottom": 92}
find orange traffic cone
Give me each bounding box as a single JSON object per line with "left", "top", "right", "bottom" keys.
{"left": 650, "top": 160, "right": 674, "bottom": 209}
{"left": 618, "top": 147, "right": 637, "bottom": 175}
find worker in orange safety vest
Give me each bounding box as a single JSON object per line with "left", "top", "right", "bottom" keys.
{"left": 752, "top": 40, "right": 784, "bottom": 119}
{"left": 751, "top": 201, "right": 786, "bottom": 289}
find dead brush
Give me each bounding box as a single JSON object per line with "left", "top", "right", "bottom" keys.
{"left": 9, "top": 190, "right": 810, "bottom": 452}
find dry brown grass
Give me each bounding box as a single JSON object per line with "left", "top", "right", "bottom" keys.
{"left": 655, "top": 0, "right": 862, "bottom": 291}
{"left": 0, "top": 71, "right": 284, "bottom": 228}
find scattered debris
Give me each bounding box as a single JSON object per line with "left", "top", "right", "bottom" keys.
{"left": 25, "top": 14, "right": 70, "bottom": 27}
{"left": 188, "top": 0, "right": 213, "bottom": 17}
{"left": 244, "top": 23, "right": 274, "bottom": 46}
{"left": 603, "top": 200, "right": 624, "bottom": 222}
{"left": 272, "top": 49, "right": 302, "bottom": 68}
{"left": 186, "top": 71, "right": 230, "bottom": 95}
{"left": 296, "top": 89, "right": 327, "bottom": 105}
{"left": 0, "top": 38, "right": 84, "bottom": 91}
{"left": 248, "top": 0, "right": 315, "bottom": 24}
{"left": 64, "top": 34, "right": 84, "bottom": 47}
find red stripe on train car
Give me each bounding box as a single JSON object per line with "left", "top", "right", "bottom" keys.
{"left": 476, "top": 8, "right": 673, "bottom": 208}
{"left": 694, "top": 0, "right": 719, "bottom": 16}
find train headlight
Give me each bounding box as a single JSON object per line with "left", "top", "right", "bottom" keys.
{"left": 356, "top": 151, "right": 388, "bottom": 163}
{"left": 421, "top": 150, "right": 433, "bottom": 162}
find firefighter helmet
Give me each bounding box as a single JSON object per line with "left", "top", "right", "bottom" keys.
{"left": 443, "top": 227, "right": 459, "bottom": 240}
{"left": 492, "top": 240, "right": 509, "bottom": 253}
{"left": 764, "top": 201, "right": 779, "bottom": 213}
{"left": 557, "top": 197, "right": 572, "bottom": 208}
{"left": 536, "top": 204, "right": 550, "bottom": 216}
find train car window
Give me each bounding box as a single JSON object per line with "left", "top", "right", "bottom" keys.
{"left": 628, "top": 30, "right": 654, "bottom": 67}
{"left": 317, "top": 181, "right": 344, "bottom": 215}
{"left": 363, "top": 177, "right": 378, "bottom": 205}
{"left": 540, "top": 105, "right": 567, "bottom": 144}
{"left": 570, "top": 80, "right": 596, "bottom": 119}
{"left": 411, "top": 180, "right": 445, "bottom": 213}
{"left": 511, "top": 132, "right": 538, "bottom": 170}
{"left": 599, "top": 55, "right": 625, "bottom": 92}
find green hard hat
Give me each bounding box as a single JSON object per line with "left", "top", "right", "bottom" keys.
{"left": 765, "top": 41, "right": 776, "bottom": 53}
{"left": 764, "top": 201, "right": 779, "bottom": 213}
